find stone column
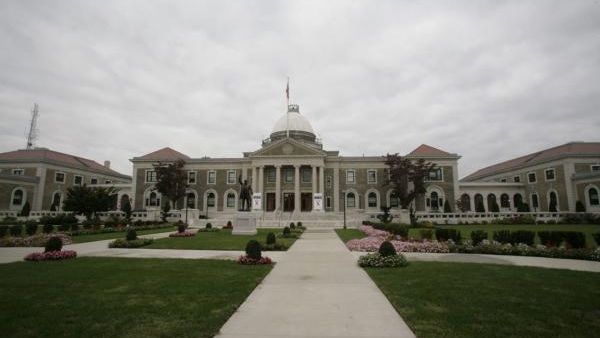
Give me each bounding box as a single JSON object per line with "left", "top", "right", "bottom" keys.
{"left": 312, "top": 166, "right": 317, "bottom": 196}
{"left": 258, "top": 166, "right": 264, "bottom": 194}
{"left": 319, "top": 166, "right": 325, "bottom": 194}
{"left": 294, "top": 164, "right": 301, "bottom": 213}
{"left": 333, "top": 167, "right": 340, "bottom": 212}
{"left": 275, "top": 165, "right": 281, "bottom": 211}
{"left": 251, "top": 167, "right": 257, "bottom": 192}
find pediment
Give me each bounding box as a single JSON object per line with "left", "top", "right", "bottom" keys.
{"left": 251, "top": 139, "right": 326, "bottom": 157}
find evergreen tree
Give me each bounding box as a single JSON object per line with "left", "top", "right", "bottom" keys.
{"left": 443, "top": 199, "right": 452, "bottom": 213}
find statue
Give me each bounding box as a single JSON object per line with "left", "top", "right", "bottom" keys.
{"left": 239, "top": 175, "right": 253, "bottom": 211}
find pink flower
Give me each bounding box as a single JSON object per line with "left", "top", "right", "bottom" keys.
{"left": 24, "top": 250, "right": 77, "bottom": 261}
{"left": 169, "top": 231, "right": 195, "bottom": 237}
{"left": 237, "top": 255, "right": 273, "bottom": 265}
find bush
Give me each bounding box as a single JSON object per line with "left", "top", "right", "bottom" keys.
{"left": 538, "top": 231, "right": 564, "bottom": 247}
{"left": 493, "top": 230, "right": 512, "bottom": 244}
{"left": 0, "top": 225, "right": 8, "bottom": 237}
{"left": 20, "top": 201, "right": 31, "bottom": 217}
{"left": 419, "top": 229, "right": 433, "bottom": 240}
{"left": 44, "top": 236, "right": 63, "bottom": 252}
{"left": 266, "top": 232, "right": 276, "bottom": 245}
{"left": 443, "top": 200, "right": 452, "bottom": 213}
{"left": 593, "top": 233, "right": 600, "bottom": 246}
{"left": 109, "top": 238, "right": 153, "bottom": 248}
{"left": 245, "top": 240, "right": 262, "bottom": 260}
{"left": 563, "top": 232, "right": 586, "bottom": 249}
{"left": 282, "top": 226, "right": 291, "bottom": 237}
{"left": 177, "top": 223, "right": 186, "bottom": 233}
{"left": 58, "top": 224, "right": 70, "bottom": 232}
{"left": 435, "top": 228, "right": 461, "bottom": 243}
{"left": 9, "top": 224, "right": 23, "bottom": 237}
{"left": 576, "top": 201, "right": 586, "bottom": 212}
{"left": 126, "top": 228, "right": 137, "bottom": 241}
{"left": 391, "top": 224, "right": 409, "bottom": 239}
{"left": 223, "top": 221, "right": 232, "bottom": 229}
{"left": 70, "top": 223, "right": 80, "bottom": 232}
{"left": 290, "top": 222, "right": 296, "bottom": 229}
{"left": 511, "top": 230, "right": 535, "bottom": 246}
{"left": 25, "top": 221, "right": 38, "bottom": 236}
{"left": 205, "top": 223, "right": 212, "bottom": 229}
{"left": 42, "top": 223, "right": 54, "bottom": 234}
{"left": 471, "top": 230, "right": 488, "bottom": 246}
{"left": 297, "top": 221, "right": 303, "bottom": 228}
{"left": 378, "top": 241, "right": 397, "bottom": 257}
{"left": 358, "top": 253, "right": 409, "bottom": 268}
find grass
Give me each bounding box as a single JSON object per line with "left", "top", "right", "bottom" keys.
{"left": 0, "top": 257, "right": 271, "bottom": 338}
{"left": 335, "top": 228, "right": 366, "bottom": 242}
{"left": 69, "top": 226, "right": 176, "bottom": 243}
{"left": 366, "top": 262, "right": 600, "bottom": 338}
{"left": 145, "top": 228, "right": 299, "bottom": 250}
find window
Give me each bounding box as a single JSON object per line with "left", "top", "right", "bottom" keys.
{"left": 500, "top": 194, "right": 510, "bottom": 208}
{"left": 527, "top": 172, "right": 537, "bottom": 183}
{"left": 284, "top": 169, "right": 293, "bottom": 183}
{"left": 367, "top": 192, "right": 377, "bottom": 208}
{"left": 105, "top": 180, "right": 112, "bottom": 184}
{"left": 55, "top": 172, "right": 65, "bottom": 183}
{"left": 545, "top": 168, "right": 555, "bottom": 181}
{"left": 227, "top": 170, "right": 236, "bottom": 185}
{"left": 146, "top": 192, "right": 160, "bottom": 207}
{"left": 346, "top": 170, "right": 356, "bottom": 184}
{"left": 267, "top": 168, "right": 276, "bottom": 183}
{"left": 513, "top": 175, "right": 521, "bottom": 183}
{"left": 428, "top": 191, "right": 440, "bottom": 210}
{"left": 90, "top": 177, "right": 98, "bottom": 185}
{"left": 226, "top": 193, "right": 236, "bottom": 208}
{"left": 390, "top": 193, "right": 399, "bottom": 208}
{"left": 531, "top": 193, "right": 539, "bottom": 209}
{"left": 12, "top": 169, "right": 24, "bottom": 176}
{"left": 302, "top": 168, "right": 312, "bottom": 183}
{"left": 346, "top": 192, "right": 356, "bottom": 208}
{"left": 500, "top": 178, "right": 507, "bottom": 183}
{"left": 145, "top": 170, "right": 157, "bottom": 183}
{"left": 11, "top": 189, "right": 24, "bottom": 206}
{"left": 591, "top": 165, "right": 600, "bottom": 172}
{"left": 207, "top": 192, "right": 216, "bottom": 207}
{"left": 589, "top": 188, "right": 599, "bottom": 206}
{"left": 426, "top": 168, "right": 443, "bottom": 181}
{"left": 207, "top": 170, "right": 216, "bottom": 184}
{"left": 188, "top": 171, "right": 196, "bottom": 184}
{"left": 74, "top": 175, "right": 83, "bottom": 186}
{"left": 326, "top": 196, "right": 332, "bottom": 209}
{"left": 460, "top": 194, "right": 471, "bottom": 211}
{"left": 326, "top": 175, "right": 332, "bottom": 188}
{"left": 548, "top": 191, "right": 558, "bottom": 211}
{"left": 367, "top": 170, "right": 377, "bottom": 184}
{"left": 186, "top": 192, "right": 196, "bottom": 208}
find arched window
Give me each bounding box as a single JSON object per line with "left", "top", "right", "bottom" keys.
{"left": 548, "top": 191, "right": 558, "bottom": 211}
{"left": 11, "top": 189, "right": 24, "bottom": 206}
{"left": 186, "top": 192, "right": 196, "bottom": 208}
{"left": 531, "top": 193, "right": 539, "bottom": 209}
{"left": 500, "top": 194, "right": 510, "bottom": 208}
{"left": 430, "top": 191, "right": 439, "bottom": 210}
{"left": 474, "top": 194, "right": 485, "bottom": 212}
{"left": 148, "top": 192, "right": 159, "bottom": 207}
{"left": 460, "top": 194, "right": 471, "bottom": 211}
{"left": 589, "top": 188, "right": 599, "bottom": 206}
{"left": 207, "top": 192, "right": 216, "bottom": 207}
{"left": 389, "top": 192, "right": 399, "bottom": 208}
{"left": 120, "top": 194, "right": 130, "bottom": 211}
{"left": 226, "top": 193, "right": 236, "bottom": 208}
{"left": 50, "top": 192, "right": 62, "bottom": 211}
{"left": 487, "top": 193, "right": 497, "bottom": 211}
{"left": 513, "top": 193, "right": 523, "bottom": 208}
{"left": 367, "top": 192, "right": 377, "bottom": 208}
{"left": 346, "top": 192, "right": 356, "bottom": 208}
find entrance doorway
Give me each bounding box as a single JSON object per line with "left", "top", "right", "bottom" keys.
{"left": 283, "top": 193, "right": 294, "bottom": 212}
{"left": 266, "top": 193, "right": 276, "bottom": 212}
{"left": 301, "top": 193, "right": 312, "bottom": 212}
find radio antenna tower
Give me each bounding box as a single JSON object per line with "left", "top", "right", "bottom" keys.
{"left": 26, "top": 103, "right": 39, "bottom": 150}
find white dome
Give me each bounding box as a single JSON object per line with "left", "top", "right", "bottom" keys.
{"left": 271, "top": 107, "right": 315, "bottom": 135}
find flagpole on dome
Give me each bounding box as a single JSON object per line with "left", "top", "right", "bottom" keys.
{"left": 286, "top": 76, "right": 290, "bottom": 138}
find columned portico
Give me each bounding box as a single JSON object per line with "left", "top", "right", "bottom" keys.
{"left": 294, "top": 165, "right": 301, "bottom": 213}
{"left": 275, "top": 165, "right": 281, "bottom": 211}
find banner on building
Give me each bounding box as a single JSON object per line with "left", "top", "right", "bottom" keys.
{"left": 252, "top": 193, "right": 262, "bottom": 211}
{"left": 313, "top": 193, "right": 323, "bottom": 211}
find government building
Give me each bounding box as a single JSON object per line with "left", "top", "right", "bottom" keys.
{"left": 1, "top": 103, "right": 599, "bottom": 225}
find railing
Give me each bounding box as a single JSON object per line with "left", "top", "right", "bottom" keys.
{"left": 414, "top": 211, "right": 600, "bottom": 224}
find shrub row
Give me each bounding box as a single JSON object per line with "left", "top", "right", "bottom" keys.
{"left": 437, "top": 228, "right": 591, "bottom": 249}
{"left": 372, "top": 223, "right": 409, "bottom": 239}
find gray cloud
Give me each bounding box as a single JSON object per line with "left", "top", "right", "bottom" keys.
{"left": 1, "top": 0, "right": 599, "bottom": 178}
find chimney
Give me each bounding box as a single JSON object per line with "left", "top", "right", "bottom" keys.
{"left": 104, "top": 160, "right": 111, "bottom": 169}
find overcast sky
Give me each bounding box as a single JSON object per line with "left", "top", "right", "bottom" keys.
{"left": 1, "top": 1, "right": 599, "bottom": 178}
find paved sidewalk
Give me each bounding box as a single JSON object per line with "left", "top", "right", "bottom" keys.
{"left": 350, "top": 251, "right": 600, "bottom": 272}
{"left": 215, "top": 230, "right": 416, "bottom": 338}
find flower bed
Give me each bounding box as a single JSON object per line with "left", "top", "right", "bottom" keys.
{"left": 237, "top": 255, "right": 273, "bottom": 265}
{"left": 68, "top": 224, "right": 173, "bottom": 236}
{"left": 24, "top": 250, "right": 77, "bottom": 262}
{"left": 0, "top": 233, "right": 73, "bottom": 247}
{"left": 358, "top": 252, "right": 409, "bottom": 268}
{"left": 197, "top": 228, "right": 220, "bottom": 233}
{"left": 108, "top": 238, "right": 154, "bottom": 248}
{"left": 169, "top": 231, "right": 196, "bottom": 237}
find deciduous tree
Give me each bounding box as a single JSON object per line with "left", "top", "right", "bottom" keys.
{"left": 384, "top": 154, "right": 436, "bottom": 209}
{"left": 153, "top": 159, "right": 188, "bottom": 209}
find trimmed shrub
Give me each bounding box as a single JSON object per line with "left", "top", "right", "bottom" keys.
{"left": 25, "top": 221, "right": 38, "bottom": 236}
{"left": 0, "top": 225, "right": 8, "bottom": 237}
{"left": 471, "top": 230, "right": 488, "bottom": 246}
{"left": 388, "top": 224, "right": 409, "bottom": 239}
{"left": 443, "top": 200, "right": 452, "bottom": 213}
{"left": 511, "top": 230, "right": 535, "bottom": 246}
{"left": 538, "top": 231, "right": 564, "bottom": 247}
{"left": 593, "top": 233, "right": 600, "bottom": 246}
{"left": 44, "top": 236, "right": 63, "bottom": 252}
{"left": 282, "top": 226, "right": 291, "bottom": 237}
{"left": 126, "top": 228, "right": 138, "bottom": 241}
{"left": 419, "top": 229, "right": 433, "bottom": 240}
{"left": 9, "top": 224, "right": 23, "bottom": 237}
{"left": 297, "top": 221, "right": 303, "bottom": 228}
{"left": 575, "top": 201, "right": 586, "bottom": 212}
{"left": 245, "top": 240, "right": 262, "bottom": 260}
{"left": 42, "top": 223, "right": 54, "bottom": 234}
{"left": 20, "top": 201, "right": 31, "bottom": 217}
{"left": 435, "top": 228, "right": 461, "bottom": 243}
{"left": 205, "top": 223, "right": 212, "bottom": 229}
{"left": 563, "top": 232, "right": 586, "bottom": 249}
{"left": 177, "top": 223, "right": 186, "bottom": 233}
{"left": 70, "top": 223, "right": 80, "bottom": 232}
{"left": 109, "top": 238, "right": 153, "bottom": 248}
{"left": 358, "top": 253, "right": 409, "bottom": 268}
{"left": 223, "top": 221, "right": 232, "bottom": 229}
{"left": 290, "top": 222, "right": 296, "bottom": 229}
{"left": 378, "top": 241, "right": 397, "bottom": 257}
{"left": 493, "top": 230, "right": 512, "bottom": 244}
{"left": 58, "top": 224, "right": 70, "bottom": 232}
{"left": 266, "top": 232, "right": 276, "bottom": 245}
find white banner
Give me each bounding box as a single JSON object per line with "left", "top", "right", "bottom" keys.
{"left": 252, "top": 193, "right": 262, "bottom": 211}
{"left": 313, "top": 193, "right": 323, "bottom": 211}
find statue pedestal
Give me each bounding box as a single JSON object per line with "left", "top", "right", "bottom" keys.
{"left": 233, "top": 211, "right": 259, "bottom": 235}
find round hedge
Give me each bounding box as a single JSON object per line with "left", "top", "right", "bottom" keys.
{"left": 378, "top": 241, "right": 397, "bottom": 257}
{"left": 245, "top": 240, "right": 262, "bottom": 260}
{"left": 45, "top": 236, "right": 63, "bottom": 253}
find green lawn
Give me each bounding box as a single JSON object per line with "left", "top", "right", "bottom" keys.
{"left": 0, "top": 257, "right": 271, "bottom": 338}
{"left": 145, "top": 228, "right": 299, "bottom": 250}
{"left": 335, "top": 228, "right": 366, "bottom": 242}
{"left": 70, "top": 226, "right": 176, "bottom": 243}
{"left": 366, "top": 262, "right": 600, "bottom": 338}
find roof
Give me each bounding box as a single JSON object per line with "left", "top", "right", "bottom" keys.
{"left": 407, "top": 144, "right": 454, "bottom": 157}
{"left": 271, "top": 106, "right": 315, "bottom": 135}
{"left": 133, "top": 147, "right": 191, "bottom": 161}
{"left": 0, "top": 148, "right": 130, "bottom": 179}
{"left": 462, "top": 142, "right": 600, "bottom": 181}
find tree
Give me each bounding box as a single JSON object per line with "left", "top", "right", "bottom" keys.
{"left": 63, "top": 185, "right": 118, "bottom": 220}
{"left": 161, "top": 203, "right": 171, "bottom": 223}
{"left": 384, "top": 154, "right": 436, "bottom": 209}
{"left": 121, "top": 198, "right": 132, "bottom": 220}
{"left": 153, "top": 159, "right": 188, "bottom": 210}
{"left": 575, "top": 200, "right": 586, "bottom": 212}
{"left": 443, "top": 200, "right": 452, "bottom": 213}
{"left": 20, "top": 201, "right": 31, "bottom": 217}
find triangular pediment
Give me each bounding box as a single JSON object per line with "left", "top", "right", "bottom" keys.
{"left": 251, "top": 138, "right": 326, "bottom": 157}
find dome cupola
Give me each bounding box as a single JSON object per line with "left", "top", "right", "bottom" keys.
{"left": 269, "top": 104, "right": 319, "bottom": 146}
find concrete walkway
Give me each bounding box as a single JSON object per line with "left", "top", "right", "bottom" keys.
{"left": 215, "top": 230, "right": 416, "bottom": 338}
